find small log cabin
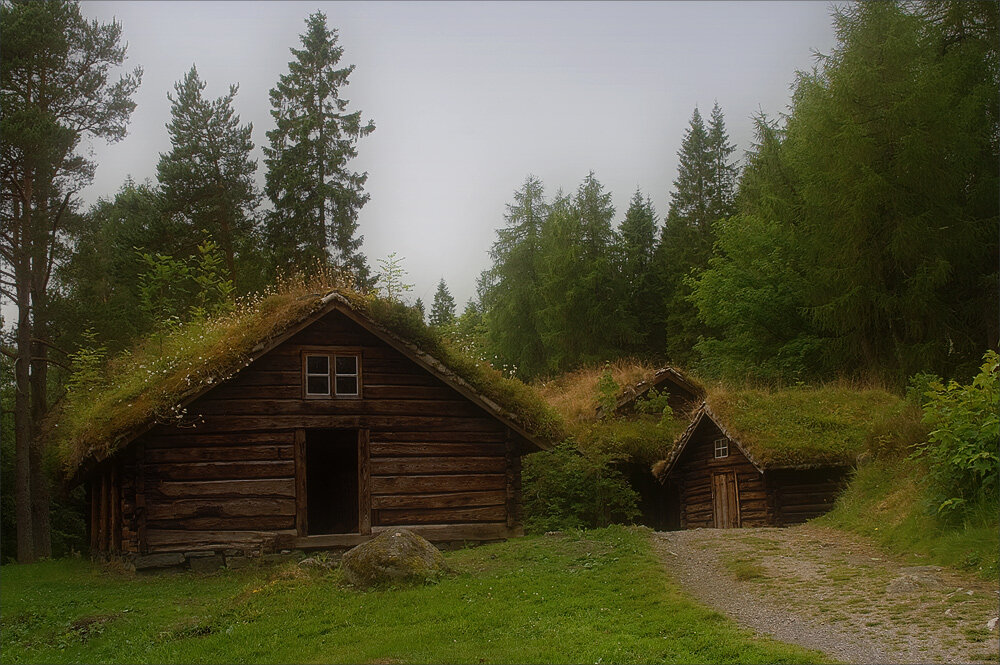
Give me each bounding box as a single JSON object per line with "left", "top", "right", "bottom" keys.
{"left": 78, "top": 293, "right": 553, "bottom": 562}
{"left": 653, "top": 404, "right": 851, "bottom": 528}
{"left": 595, "top": 367, "right": 704, "bottom": 419}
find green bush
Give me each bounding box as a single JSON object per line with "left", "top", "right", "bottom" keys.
{"left": 912, "top": 350, "right": 999, "bottom": 515}
{"left": 522, "top": 442, "right": 639, "bottom": 533}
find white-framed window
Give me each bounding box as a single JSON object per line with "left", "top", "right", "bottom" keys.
{"left": 305, "top": 354, "right": 331, "bottom": 396}
{"left": 334, "top": 355, "right": 359, "bottom": 396}
{"left": 714, "top": 437, "right": 729, "bottom": 459}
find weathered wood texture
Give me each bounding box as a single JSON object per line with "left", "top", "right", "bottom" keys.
{"left": 768, "top": 468, "right": 850, "bottom": 525}
{"left": 665, "top": 417, "right": 770, "bottom": 529}
{"left": 101, "top": 310, "right": 521, "bottom": 554}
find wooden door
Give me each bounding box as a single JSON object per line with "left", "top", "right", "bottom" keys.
{"left": 712, "top": 471, "right": 740, "bottom": 528}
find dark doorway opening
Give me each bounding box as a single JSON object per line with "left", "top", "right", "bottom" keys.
{"left": 620, "top": 462, "right": 681, "bottom": 531}
{"left": 306, "top": 429, "right": 359, "bottom": 534}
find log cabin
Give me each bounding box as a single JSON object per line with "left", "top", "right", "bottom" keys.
{"left": 62, "top": 290, "right": 560, "bottom": 566}
{"left": 651, "top": 387, "right": 904, "bottom": 529}
{"left": 595, "top": 367, "right": 704, "bottom": 420}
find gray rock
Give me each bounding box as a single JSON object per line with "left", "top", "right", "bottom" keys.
{"left": 189, "top": 554, "right": 224, "bottom": 573}
{"left": 262, "top": 553, "right": 293, "bottom": 565}
{"left": 298, "top": 556, "right": 336, "bottom": 570}
{"left": 341, "top": 529, "right": 448, "bottom": 588}
{"left": 133, "top": 552, "right": 186, "bottom": 571}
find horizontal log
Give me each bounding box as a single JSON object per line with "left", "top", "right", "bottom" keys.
{"left": 372, "top": 431, "right": 506, "bottom": 443}
{"left": 192, "top": 398, "right": 484, "bottom": 418}
{"left": 364, "top": 385, "right": 459, "bottom": 401}
{"left": 372, "top": 474, "right": 506, "bottom": 495}
{"left": 370, "top": 456, "right": 506, "bottom": 475}
{"left": 145, "top": 528, "right": 295, "bottom": 552}
{"left": 144, "top": 431, "right": 294, "bottom": 448}
{"left": 372, "top": 490, "right": 506, "bottom": 510}
{"left": 150, "top": 478, "right": 295, "bottom": 498}
{"left": 146, "top": 497, "right": 294, "bottom": 520}
{"left": 224, "top": 370, "right": 300, "bottom": 388}
{"left": 364, "top": 373, "right": 440, "bottom": 387}
{"left": 376, "top": 505, "right": 507, "bottom": 525}
{"left": 376, "top": 522, "right": 515, "bottom": 542}
{"left": 145, "top": 445, "right": 293, "bottom": 464}
{"left": 147, "top": 460, "right": 295, "bottom": 481}
{"left": 371, "top": 442, "right": 505, "bottom": 458}
{"left": 147, "top": 515, "right": 294, "bottom": 531}
{"left": 187, "top": 415, "right": 502, "bottom": 434}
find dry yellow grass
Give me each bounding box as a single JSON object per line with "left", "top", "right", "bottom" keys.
{"left": 534, "top": 359, "right": 656, "bottom": 424}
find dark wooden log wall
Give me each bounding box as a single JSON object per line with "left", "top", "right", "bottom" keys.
{"left": 89, "top": 447, "right": 140, "bottom": 555}
{"left": 767, "top": 468, "right": 850, "bottom": 525}
{"left": 667, "top": 419, "right": 770, "bottom": 528}
{"left": 114, "top": 310, "right": 519, "bottom": 554}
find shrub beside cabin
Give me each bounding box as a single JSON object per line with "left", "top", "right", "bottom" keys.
{"left": 653, "top": 388, "right": 905, "bottom": 529}
{"left": 67, "top": 292, "right": 554, "bottom": 567}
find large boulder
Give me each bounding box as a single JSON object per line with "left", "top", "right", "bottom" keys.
{"left": 341, "top": 529, "right": 448, "bottom": 588}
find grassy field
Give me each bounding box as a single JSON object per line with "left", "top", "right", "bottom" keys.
{"left": 0, "top": 527, "right": 825, "bottom": 664}
{"left": 818, "top": 458, "right": 998, "bottom": 581}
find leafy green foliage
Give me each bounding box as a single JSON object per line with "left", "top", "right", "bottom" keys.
{"left": 0, "top": 529, "right": 824, "bottom": 664}
{"left": 375, "top": 252, "right": 413, "bottom": 302}
{"left": 635, "top": 388, "right": 674, "bottom": 425}
{"left": 596, "top": 367, "right": 620, "bottom": 419}
{"left": 912, "top": 351, "right": 999, "bottom": 514}
{"left": 263, "top": 10, "right": 374, "bottom": 283}
{"left": 522, "top": 443, "right": 639, "bottom": 532}
{"left": 693, "top": 3, "right": 998, "bottom": 384}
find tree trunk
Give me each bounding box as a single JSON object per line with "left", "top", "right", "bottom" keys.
{"left": 29, "top": 336, "right": 52, "bottom": 558}
{"left": 14, "top": 260, "right": 35, "bottom": 563}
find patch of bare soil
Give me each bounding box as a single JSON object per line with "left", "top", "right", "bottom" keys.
{"left": 652, "top": 525, "right": 999, "bottom": 664}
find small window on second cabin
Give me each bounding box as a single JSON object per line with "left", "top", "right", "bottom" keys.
{"left": 304, "top": 353, "right": 361, "bottom": 398}
{"left": 334, "top": 355, "right": 359, "bottom": 396}
{"left": 714, "top": 437, "right": 729, "bottom": 459}
{"left": 305, "top": 355, "right": 330, "bottom": 396}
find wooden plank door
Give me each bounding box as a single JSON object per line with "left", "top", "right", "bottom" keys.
{"left": 712, "top": 472, "right": 741, "bottom": 528}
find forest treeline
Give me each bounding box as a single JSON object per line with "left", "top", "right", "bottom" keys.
{"left": 1, "top": 0, "right": 997, "bottom": 562}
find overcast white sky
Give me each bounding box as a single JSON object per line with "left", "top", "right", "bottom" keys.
{"left": 76, "top": 1, "right": 841, "bottom": 308}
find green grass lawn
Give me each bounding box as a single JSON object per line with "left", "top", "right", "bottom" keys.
{"left": 0, "top": 526, "right": 826, "bottom": 664}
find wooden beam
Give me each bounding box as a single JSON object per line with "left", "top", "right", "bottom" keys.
{"left": 111, "top": 463, "right": 122, "bottom": 552}
{"left": 294, "top": 429, "right": 307, "bottom": 537}
{"left": 358, "top": 429, "right": 371, "bottom": 535}
{"left": 136, "top": 443, "right": 147, "bottom": 553}
{"left": 505, "top": 428, "right": 516, "bottom": 528}
{"left": 98, "top": 470, "right": 109, "bottom": 552}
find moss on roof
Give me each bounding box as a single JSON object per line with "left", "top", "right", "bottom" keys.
{"left": 653, "top": 383, "right": 919, "bottom": 477}
{"left": 693, "top": 384, "right": 911, "bottom": 469}
{"left": 52, "top": 273, "right": 564, "bottom": 476}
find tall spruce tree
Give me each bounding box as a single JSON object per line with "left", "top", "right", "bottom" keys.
{"left": 429, "top": 278, "right": 457, "bottom": 327}
{"left": 481, "top": 175, "right": 549, "bottom": 377}
{"left": 264, "top": 11, "right": 374, "bottom": 282}
{"left": 157, "top": 65, "right": 259, "bottom": 289}
{"left": 0, "top": 0, "right": 141, "bottom": 561}
{"left": 616, "top": 189, "right": 658, "bottom": 352}
{"left": 652, "top": 104, "right": 737, "bottom": 365}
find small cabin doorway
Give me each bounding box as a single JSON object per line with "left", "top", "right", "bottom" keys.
{"left": 305, "top": 429, "right": 359, "bottom": 534}
{"left": 712, "top": 471, "right": 740, "bottom": 528}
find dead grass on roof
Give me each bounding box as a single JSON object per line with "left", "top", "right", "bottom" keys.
{"left": 52, "top": 270, "right": 564, "bottom": 475}
{"left": 704, "top": 382, "right": 917, "bottom": 468}
{"left": 534, "top": 359, "right": 655, "bottom": 424}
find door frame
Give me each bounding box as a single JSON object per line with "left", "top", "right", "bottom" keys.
{"left": 294, "top": 427, "right": 372, "bottom": 537}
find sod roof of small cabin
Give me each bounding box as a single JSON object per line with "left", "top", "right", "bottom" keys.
{"left": 52, "top": 281, "right": 564, "bottom": 479}
{"left": 595, "top": 366, "right": 705, "bottom": 419}
{"left": 653, "top": 385, "right": 905, "bottom": 476}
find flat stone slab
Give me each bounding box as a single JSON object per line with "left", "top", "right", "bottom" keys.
{"left": 133, "top": 553, "right": 186, "bottom": 570}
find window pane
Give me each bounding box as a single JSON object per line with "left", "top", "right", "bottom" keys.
{"left": 335, "top": 355, "right": 357, "bottom": 375}
{"left": 307, "top": 355, "right": 329, "bottom": 375}
{"left": 336, "top": 376, "right": 358, "bottom": 395}
{"left": 307, "top": 375, "right": 330, "bottom": 395}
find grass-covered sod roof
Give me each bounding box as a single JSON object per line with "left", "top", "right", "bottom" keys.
{"left": 51, "top": 273, "right": 565, "bottom": 476}
{"left": 655, "top": 384, "right": 915, "bottom": 474}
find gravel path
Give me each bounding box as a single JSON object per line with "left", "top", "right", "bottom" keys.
{"left": 652, "top": 525, "right": 999, "bottom": 664}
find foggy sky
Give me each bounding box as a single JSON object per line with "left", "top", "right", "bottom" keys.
{"left": 76, "top": 1, "right": 840, "bottom": 309}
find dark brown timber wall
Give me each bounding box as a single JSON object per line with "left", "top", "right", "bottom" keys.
{"left": 666, "top": 418, "right": 771, "bottom": 528}
{"left": 767, "top": 467, "right": 850, "bottom": 526}
{"left": 92, "top": 310, "right": 524, "bottom": 555}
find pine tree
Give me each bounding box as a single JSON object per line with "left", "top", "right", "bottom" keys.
{"left": 413, "top": 297, "right": 425, "bottom": 322}
{"left": 481, "top": 175, "right": 549, "bottom": 377}
{"left": 616, "top": 188, "right": 658, "bottom": 351}
{"left": 429, "top": 278, "right": 457, "bottom": 326}
{"left": 652, "top": 104, "right": 737, "bottom": 364}
{"left": 157, "top": 65, "right": 259, "bottom": 289}
{"left": 264, "top": 11, "right": 374, "bottom": 282}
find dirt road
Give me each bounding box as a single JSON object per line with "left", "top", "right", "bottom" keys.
{"left": 652, "top": 525, "right": 998, "bottom": 664}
